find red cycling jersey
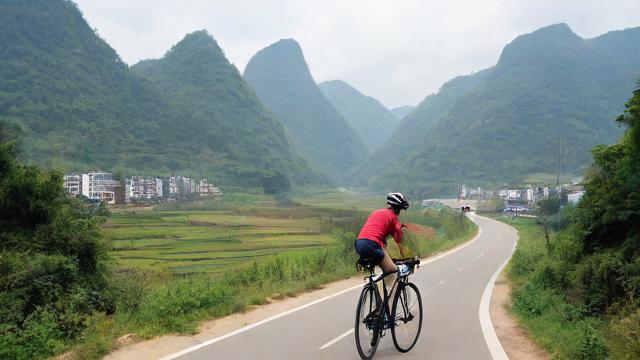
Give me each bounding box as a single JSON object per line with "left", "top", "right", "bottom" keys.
{"left": 357, "top": 208, "right": 403, "bottom": 248}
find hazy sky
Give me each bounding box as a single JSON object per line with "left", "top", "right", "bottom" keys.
{"left": 74, "top": 0, "right": 639, "bottom": 108}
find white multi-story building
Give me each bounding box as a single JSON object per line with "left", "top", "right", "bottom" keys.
{"left": 198, "top": 179, "right": 222, "bottom": 198}
{"left": 127, "top": 176, "right": 163, "bottom": 201}
{"left": 63, "top": 174, "right": 81, "bottom": 196}
{"left": 526, "top": 188, "right": 534, "bottom": 202}
{"left": 507, "top": 190, "right": 522, "bottom": 200}
{"left": 84, "top": 172, "right": 119, "bottom": 204}
{"left": 64, "top": 171, "right": 120, "bottom": 204}
{"left": 167, "top": 176, "right": 196, "bottom": 199}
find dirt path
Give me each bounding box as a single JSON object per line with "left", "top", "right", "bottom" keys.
{"left": 490, "top": 271, "right": 551, "bottom": 360}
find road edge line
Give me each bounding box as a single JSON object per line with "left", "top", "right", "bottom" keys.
{"left": 159, "top": 213, "right": 483, "bottom": 360}
{"left": 477, "top": 215, "right": 517, "bottom": 360}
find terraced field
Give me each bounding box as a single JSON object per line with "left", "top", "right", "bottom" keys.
{"left": 104, "top": 210, "right": 336, "bottom": 275}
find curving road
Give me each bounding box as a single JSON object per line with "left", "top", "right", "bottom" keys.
{"left": 161, "top": 213, "right": 518, "bottom": 360}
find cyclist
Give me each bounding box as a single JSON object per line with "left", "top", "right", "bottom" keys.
{"left": 355, "top": 192, "right": 410, "bottom": 294}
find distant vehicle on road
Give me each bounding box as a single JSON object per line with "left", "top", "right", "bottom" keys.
{"left": 461, "top": 206, "right": 472, "bottom": 213}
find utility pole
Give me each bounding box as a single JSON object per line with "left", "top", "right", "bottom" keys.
{"left": 556, "top": 138, "right": 561, "bottom": 186}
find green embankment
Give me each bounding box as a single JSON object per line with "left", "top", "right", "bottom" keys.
{"left": 498, "top": 215, "right": 638, "bottom": 359}
{"left": 497, "top": 216, "right": 607, "bottom": 359}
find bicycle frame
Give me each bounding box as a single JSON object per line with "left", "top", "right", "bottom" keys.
{"left": 365, "top": 269, "right": 400, "bottom": 332}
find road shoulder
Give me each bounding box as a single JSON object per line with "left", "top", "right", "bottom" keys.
{"left": 490, "top": 271, "right": 551, "bottom": 360}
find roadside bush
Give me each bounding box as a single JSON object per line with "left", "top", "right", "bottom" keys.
{"left": 607, "top": 308, "right": 640, "bottom": 359}
{"left": 0, "top": 307, "right": 66, "bottom": 360}
{"left": 575, "top": 251, "right": 626, "bottom": 315}
{"left": 576, "top": 321, "right": 608, "bottom": 360}
{"left": 0, "top": 139, "right": 110, "bottom": 359}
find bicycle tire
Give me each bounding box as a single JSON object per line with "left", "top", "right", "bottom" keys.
{"left": 355, "top": 285, "right": 381, "bottom": 360}
{"left": 391, "top": 282, "right": 423, "bottom": 352}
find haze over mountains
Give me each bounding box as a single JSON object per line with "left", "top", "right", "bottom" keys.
{"left": 357, "top": 23, "right": 640, "bottom": 196}
{"left": 244, "top": 39, "right": 369, "bottom": 179}
{"left": 0, "top": 0, "right": 321, "bottom": 189}
{"left": 390, "top": 106, "right": 415, "bottom": 120}
{"left": 319, "top": 80, "right": 398, "bottom": 152}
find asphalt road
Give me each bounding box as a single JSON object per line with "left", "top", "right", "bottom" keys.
{"left": 164, "top": 213, "right": 518, "bottom": 360}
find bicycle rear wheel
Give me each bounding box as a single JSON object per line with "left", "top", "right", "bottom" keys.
{"left": 391, "top": 282, "right": 423, "bottom": 352}
{"left": 355, "top": 285, "right": 381, "bottom": 360}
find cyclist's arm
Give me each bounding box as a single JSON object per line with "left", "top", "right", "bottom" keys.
{"left": 390, "top": 216, "right": 403, "bottom": 244}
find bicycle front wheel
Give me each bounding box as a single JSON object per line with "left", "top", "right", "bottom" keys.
{"left": 355, "top": 285, "right": 381, "bottom": 360}
{"left": 391, "top": 282, "right": 423, "bottom": 352}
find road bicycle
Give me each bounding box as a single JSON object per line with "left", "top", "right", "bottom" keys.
{"left": 354, "top": 256, "right": 423, "bottom": 359}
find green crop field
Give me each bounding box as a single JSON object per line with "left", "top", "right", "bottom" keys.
{"left": 104, "top": 209, "right": 338, "bottom": 274}
{"left": 104, "top": 192, "right": 387, "bottom": 275}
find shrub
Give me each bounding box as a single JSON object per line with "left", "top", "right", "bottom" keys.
{"left": 607, "top": 308, "right": 640, "bottom": 359}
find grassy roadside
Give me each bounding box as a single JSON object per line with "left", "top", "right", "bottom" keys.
{"left": 494, "top": 215, "right": 608, "bottom": 360}
{"left": 65, "top": 200, "right": 477, "bottom": 359}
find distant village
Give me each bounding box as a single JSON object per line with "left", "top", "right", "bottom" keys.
{"left": 421, "top": 182, "right": 586, "bottom": 215}
{"left": 63, "top": 171, "right": 222, "bottom": 205}
{"left": 457, "top": 182, "right": 585, "bottom": 214}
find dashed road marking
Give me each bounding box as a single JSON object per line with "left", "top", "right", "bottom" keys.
{"left": 319, "top": 328, "right": 354, "bottom": 350}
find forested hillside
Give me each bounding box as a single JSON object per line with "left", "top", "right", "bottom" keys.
{"left": 0, "top": 0, "right": 320, "bottom": 189}
{"left": 131, "top": 31, "right": 321, "bottom": 188}
{"left": 0, "top": 0, "right": 160, "bottom": 169}
{"left": 319, "top": 80, "right": 397, "bottom": 152}
{"left": 357, "top": 24, "right": 640, "bottom": 196}
{"left": 244, "top": 39, "right": 369, "bottom": 179}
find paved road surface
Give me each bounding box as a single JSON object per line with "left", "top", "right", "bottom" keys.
{"left": 164, "top": 213, "right": 517, "bottom": 360}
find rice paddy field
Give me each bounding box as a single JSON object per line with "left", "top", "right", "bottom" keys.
{"left": 106, "top": 211, "right": 333, "bottom": 274}
{"left": 104, "top": 191, "right": 383, "bottom": 275}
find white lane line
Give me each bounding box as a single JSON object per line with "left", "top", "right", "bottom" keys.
{"left": 419, "top": 223, "right": 482, "bottom": 266}
{"left": 474, "top": 243, "right": 499, "bottom": 260}
{"left": 478, "top": 223, "right": 518, "bottom": 360}
{"left": 319, "top": 328, "right": 354, "bottom": 350}
{"left": 160, "top": 215, "right": 485, "bottom": 360}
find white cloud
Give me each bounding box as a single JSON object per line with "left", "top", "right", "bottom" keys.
{"left": 74, "top": 0, "right": 639, "bottom": 107}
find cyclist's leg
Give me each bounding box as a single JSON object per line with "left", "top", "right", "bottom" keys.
{"left": 379, "top": 249, "right": 399, "bottom": 304}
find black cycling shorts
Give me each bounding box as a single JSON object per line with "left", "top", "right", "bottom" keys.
{"left": 354, "top": 239, "right": 385, "bottom": 263}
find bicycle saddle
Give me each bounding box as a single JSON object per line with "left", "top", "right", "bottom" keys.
{"left": 357, "top": 258, "right": 377, "bottom": 272}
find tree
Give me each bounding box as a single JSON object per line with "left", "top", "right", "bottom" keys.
{"left": 0, "top": 126, "right": 110, "bottom": 359}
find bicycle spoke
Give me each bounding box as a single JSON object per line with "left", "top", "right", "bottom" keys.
{"left": 391, "top": 283, "right": 423, "bottom": 352}
{"left": 355, "top": 286, "right": 380, "bottom": 359}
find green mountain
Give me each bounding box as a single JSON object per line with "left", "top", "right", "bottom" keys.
{"left": 244, "top": 39, "right": 369, "bottom": 179}
{"left": 357, "top": 24, "right": 640, "bottom": 196}
{"left": 318, "top": 80, "right": 397, "bottom": 152}
{"left": 0, "top": 0, "right": 320, "bottom": 189}
{"left": 390, "top": 105, "right": 414, "bottom": 120}
{"left": 131, "top": 31, "right": 321, "bottom": 187}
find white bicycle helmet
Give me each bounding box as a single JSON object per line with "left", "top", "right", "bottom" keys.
{"left": 387, "top": 192, "right": 409, "bottom": 210}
